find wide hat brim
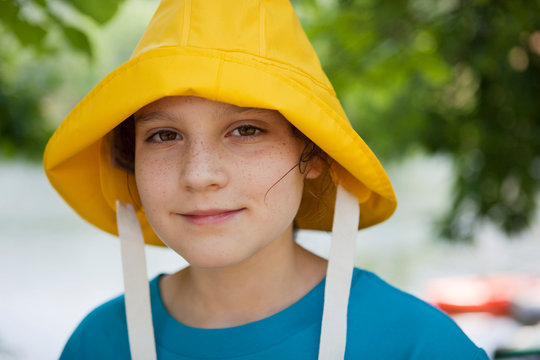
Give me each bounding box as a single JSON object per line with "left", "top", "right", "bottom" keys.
{"left": 44, "top": 46, "right": 397, "bottom": 246}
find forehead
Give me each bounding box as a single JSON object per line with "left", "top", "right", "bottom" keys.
{"left": 134, "top": 96, "right": 285, "bottom": 122}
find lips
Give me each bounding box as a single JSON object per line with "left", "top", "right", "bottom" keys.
{"left": 179, "top": 208, "right": 244, "bottom": 225}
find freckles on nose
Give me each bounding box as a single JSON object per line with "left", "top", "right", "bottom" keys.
{"left": 180, "top": 139, "right": 229, "bottom": 190}
{"left": 193, "top": 139, "right": 223, "bottom": 159}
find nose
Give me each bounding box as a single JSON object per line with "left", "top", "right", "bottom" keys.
{"left": 181, "top": 138, "right": 229, "bottom": 192}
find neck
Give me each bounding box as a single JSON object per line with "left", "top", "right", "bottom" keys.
{"left": 160, "top": 232, "right": 327, "bottom": 328}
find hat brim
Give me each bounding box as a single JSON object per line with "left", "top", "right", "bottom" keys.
{"left": 44, "top": 46, "right": 396, "bottom": 246}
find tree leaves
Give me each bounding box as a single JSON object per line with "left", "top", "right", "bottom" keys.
{"left": 0, "top": 0, "right": 126, "bottom": 159}
{"left": 0, "top": 0, "right": 127, "bottom": 57}
{"left": 294, "top": 0, "right": 540, "bottom": 241}
{"left": 0, "top": 0, "right": 47, "bottom": 50}
{"left": 66, "top": 0, "right": 125, "bottom": 25}
{"left": 0, "top": 73, "right": 53, "bottom": 160}
{"left": 58, "top": 23, "right": 92, "bottom": 56}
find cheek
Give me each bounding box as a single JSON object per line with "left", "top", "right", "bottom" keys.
{"left": 240, "top": 142, "right": 304, "bottom": 207}
{"left": 134, "top": 154, "right": 174, "bottom": 211}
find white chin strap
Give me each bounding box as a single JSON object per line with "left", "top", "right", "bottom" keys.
{"left": 116, "top": 183, "right": 359, "bottom": 360}
{"left": 318, "top": 183, "right": 360, "bottom": 360}
{"left": 116, "top": 201, "right": 157, "bottom": 360}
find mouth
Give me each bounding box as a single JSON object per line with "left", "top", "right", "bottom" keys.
{"left": 179, "top": 208, "right": 245, "bottom": 226}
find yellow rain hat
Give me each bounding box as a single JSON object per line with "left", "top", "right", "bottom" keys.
{"left": 43, "top": 0, "right": 396, "bottom": 247}
{"left": 44, "top": 1, "right": 398, "bottom": 358}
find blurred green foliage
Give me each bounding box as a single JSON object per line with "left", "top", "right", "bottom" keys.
{"left": 294, "top": 0, "right": 540, "bottom": 241}
{"left": 0, "top": 0, "right": 125, "bottom": 159}
{"left": 0, "top": 49, "right": 54, "bottom": 159}
{"left": 1, "top": 0, "right": 539, "bottom": 241}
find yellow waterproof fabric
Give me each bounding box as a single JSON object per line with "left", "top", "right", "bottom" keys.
{"left": 44, "top": 0, "right": 397, "bottom": 246}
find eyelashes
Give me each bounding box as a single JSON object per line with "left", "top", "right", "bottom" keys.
{"left": 228, "top": 125, "right": 265, "bottom": 138}
{"left": 147, "top": 130, "right": 182, "bottom": 143}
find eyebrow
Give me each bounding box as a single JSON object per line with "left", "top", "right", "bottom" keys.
{"left": 219, "top": 105, "right": 276, "bottom": 117}
{"left": 133, "top": 105, "right": 278, "bottom": 124}
{"left": 133, "top": 111, "right": 173, "bottom": 124}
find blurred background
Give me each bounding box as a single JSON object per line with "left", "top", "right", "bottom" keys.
{"left": 1, "top": 0, "right": 539, "bottom": 358}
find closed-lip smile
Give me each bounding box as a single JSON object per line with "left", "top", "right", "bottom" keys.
{"left": 179, "top": 208, "right": 244, "bottom": 225}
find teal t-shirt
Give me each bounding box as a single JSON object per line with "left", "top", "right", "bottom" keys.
{"left": 60, "top": 269, "right": 489, "bottom": 359}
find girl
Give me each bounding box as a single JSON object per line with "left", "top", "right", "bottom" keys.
{"left": 44, "top": 0, "right": 489, "bottom": 359}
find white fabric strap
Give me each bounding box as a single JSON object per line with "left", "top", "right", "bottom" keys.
{"left": 116, "top": 201, "right": 157, "bottom": 360}
{"left": 318, "top": 184, "right": 360, "bottom": 359}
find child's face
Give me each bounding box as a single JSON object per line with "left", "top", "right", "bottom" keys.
{"left": 133, "top": 96, "right": 319, "bottom": 268}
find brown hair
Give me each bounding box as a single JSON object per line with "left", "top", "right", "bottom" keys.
{"left": 111, "top": 115, "right": 135, "bottom": 174}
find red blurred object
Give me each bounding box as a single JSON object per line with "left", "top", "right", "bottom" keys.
{"left": 426, "top": 275, "right": 540, "bottom": 317}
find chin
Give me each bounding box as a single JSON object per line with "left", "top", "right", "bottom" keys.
{"left": 182, "top": 250, "right": 259, "bottom": 271}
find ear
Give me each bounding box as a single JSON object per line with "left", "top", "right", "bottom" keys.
{"left": 305, "top": 155, "right": 324, "bottom": 180}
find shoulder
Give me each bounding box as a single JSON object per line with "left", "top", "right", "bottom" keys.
{"left": 345, "top": 269, "right": 489, "bottom": 360}
{"left": 59, "top": 294, "right": 131, "bottom": 360}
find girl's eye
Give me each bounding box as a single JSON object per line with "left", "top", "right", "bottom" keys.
{"left": 231, "top": 125, "right": 262, "bottom": 137}
{"left": 148, "top": 130, "right": 181, "bottom": 143}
